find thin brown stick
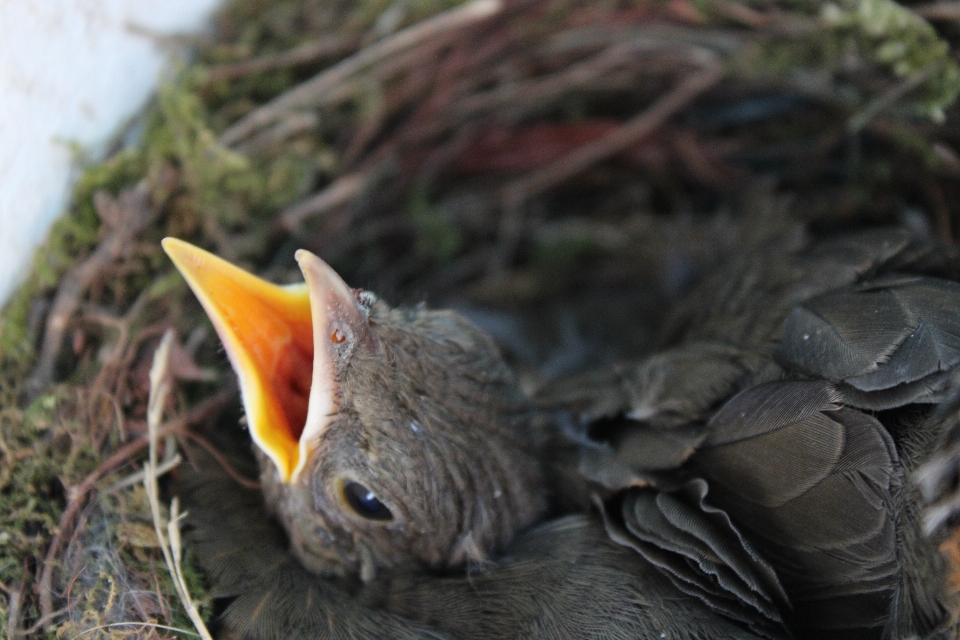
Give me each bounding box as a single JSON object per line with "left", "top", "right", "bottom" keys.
{"left": 206, "top": 35, "right": 360, "bottom": 83}
{"left": 235, "top": 112, "right": 319, "bottom": 155}
{"left": 37, "top": 388, "right": 233, "bottom": 623}
{"left": 924, "top": 177, "right": 953, "bottom": 244}
{"left": 451, "top": 43, "right": 642, "bottom": 121}
{"left": 8, "top": 607, "right": 70, "bottom": 638}
{"left": 6, "top": 569, "right": 25, "bottom": 639}
{"left": 340, "top": 33, "right": 473, "bottom": 165}
{"left": 29, "top": 182, "right": 158, "bottom": 393}
{"left": 219, "top": 0, "right": 503, "bottom": 146}
{"left": 706, "top": 0, "right": 772, "bottom": 27}
{"left": 847, "top": 66, "right": 936, "bottom": 133}
{"left": 489, "top": 64, "right": 723, "bottom": 272}
{"left": 63, "top": 560, "right": 88, "bottom": 620}
{"left": 279, "top": 171, "right": 367, "bottom": 231}
{"left": 503, "top": 64, "right": 724, "bottom": 205}
{"left": 150, "top": 566, "right": 170, "bottom": 626}
{"left": 78, "top": 621, "right": 201, "bottom": 637}
{"left": 78, "top": 309, "right": 131, "bottom": 448}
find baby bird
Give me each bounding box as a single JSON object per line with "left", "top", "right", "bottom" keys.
{"left": 166, "top": 237, "right": 766, "bottom": 640}
{"left": 164, "top": 229, "right": 960, "bottom": 640}
{"left": 163, "top": 238, "right": 545, "bottom": 582}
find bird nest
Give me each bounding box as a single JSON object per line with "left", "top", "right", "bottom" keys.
{"left": 3, "top": 0, "right": 960, "bottom": 636}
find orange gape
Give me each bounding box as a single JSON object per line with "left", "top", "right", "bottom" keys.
{"left": 162, "top": 238, "right": 314, "bottom": 480}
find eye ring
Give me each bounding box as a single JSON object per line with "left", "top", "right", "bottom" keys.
{"left": 331, "top": 328, "right": 346, "bottom": 343}
{"left": 341, "top": 480, "right": 393, "bottom": 521}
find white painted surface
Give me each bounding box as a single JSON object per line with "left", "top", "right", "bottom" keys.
{"left": 0, "top": 0, "right": 223, "bottom": 305}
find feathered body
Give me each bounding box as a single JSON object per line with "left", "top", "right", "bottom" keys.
{"left": 167, "top": 227, "right": 960, "bottom": 639}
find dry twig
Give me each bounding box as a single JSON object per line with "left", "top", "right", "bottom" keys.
{"left": 206, "top": 34, "right": 360, "bottom": 82}
{"left": 29, "top": 181, "right": 159, "bottom": 393}
{"left": 492, "top": 63, "right": 725, "bottom": 271}
{"left": 219, "top": 0, "right": 504, "bottom": 146}
{"left": 36, "top": 387, "right": 234, "bottom": 624}
{"left": 502, "top": 64, "right": 724, "bottom": 205}
{"left": 279, "top": 171, "right": 368, "bottom": 231}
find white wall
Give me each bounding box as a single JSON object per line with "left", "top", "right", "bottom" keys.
{"left": 0, "top": 0, "right": 223, "bottom": 305}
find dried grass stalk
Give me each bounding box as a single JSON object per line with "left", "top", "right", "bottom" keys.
{"left": 142, "top": 330, "right": 213, "bottom": 640}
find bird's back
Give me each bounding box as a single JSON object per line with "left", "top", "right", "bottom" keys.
{"left": 542, "top": 227, "right": 960, "bottom": 638}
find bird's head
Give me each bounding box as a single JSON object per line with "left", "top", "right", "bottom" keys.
{"left": 162, "top": 239, "right": 545, "bottom": 581}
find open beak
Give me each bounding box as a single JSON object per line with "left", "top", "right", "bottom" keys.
{"left": 162, "top": 238, "right": 316, "bottom": 482}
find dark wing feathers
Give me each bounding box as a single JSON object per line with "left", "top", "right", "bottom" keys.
{"left": 658, "top": 228, "right": 926, "bottom": 353}
{"left": 701, "top": 409, "right": 845, "bottom": 508}
{"left": 547, "top": 229, "right": 953, "bottom": 441}
{"left": 693, "top": 385, "right": 901, "bottom": 636}
{"left": 702, "top": 380, "right": 842, "bottom": 447}
{"left": 601, "top": 481, "right": 789, "bottom": 639}
{"left": 538, "top": 342, "right": 756, "bottom": 429}
{"left": 777, "top": 276, "right": 960, "bottom": 409}
{"left": 544, "top": 230, "right": 959, "bottom": 637}
{"left": 776, "top": 286, "right": 913, "bottom": 381}
{"left": 801, "top": 228, "right": 919, "bottom": 283}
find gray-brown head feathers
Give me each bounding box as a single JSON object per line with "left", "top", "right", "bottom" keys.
{"left": 265, "top": 295, "right": 547, "bottom": 580}
{"left": 163, "top": 239, "right": 546, "bottom": 582}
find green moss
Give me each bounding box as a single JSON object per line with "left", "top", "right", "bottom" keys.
{"left": 821, "top": 0, "right": 960, "bottom": 121}
{"left": 148, "top": 78, "right": 311, "bottom": 234}
{"left": 532, "top": 233, "right": 606, "bottom": 284}
{"left": 0, "top": 387, "right": 84, "bottom": 617}
{"left": 738, "top": 0, "right": 960, "bottom": 123}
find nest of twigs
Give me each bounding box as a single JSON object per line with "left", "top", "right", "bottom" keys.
{"left": 4, "top": 0, "right": 960, "bottom": 636}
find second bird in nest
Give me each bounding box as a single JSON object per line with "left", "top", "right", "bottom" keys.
{"left": 164, "top": 228, "right": 960, "bottom": 640}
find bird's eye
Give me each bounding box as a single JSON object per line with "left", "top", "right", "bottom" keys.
{"left": 342, "top": 480, "right": 393, "bottom": 521}
{"left": 331, "top": 328, "right": 346, "bottom": 343}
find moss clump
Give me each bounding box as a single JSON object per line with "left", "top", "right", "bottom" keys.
{"left": 737, "top": 0, "right": 960, "bottom": 123}
{"left": 822, "top": 0, "right": 960, "bottom": 121}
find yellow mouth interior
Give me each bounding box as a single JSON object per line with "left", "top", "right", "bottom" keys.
{"left": 162, "top": 238, "right": 313, "bottom": 481}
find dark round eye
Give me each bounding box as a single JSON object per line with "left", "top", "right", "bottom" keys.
{"left": 342, "top": 480, "right": 393, "bottom": 521}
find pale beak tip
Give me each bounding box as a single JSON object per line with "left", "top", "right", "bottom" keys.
{"left": 294, "top": 249, "right": 330, "bottom": 280}
{"left": 294, "top": 248, "right": 316, "bottom": 265}
{"left": 161, "top": 237, "right": 193, "bottom": 261}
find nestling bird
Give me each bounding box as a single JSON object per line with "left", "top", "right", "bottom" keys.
{"left": 164, "top": 228, "right": 960, "bottom": 640}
